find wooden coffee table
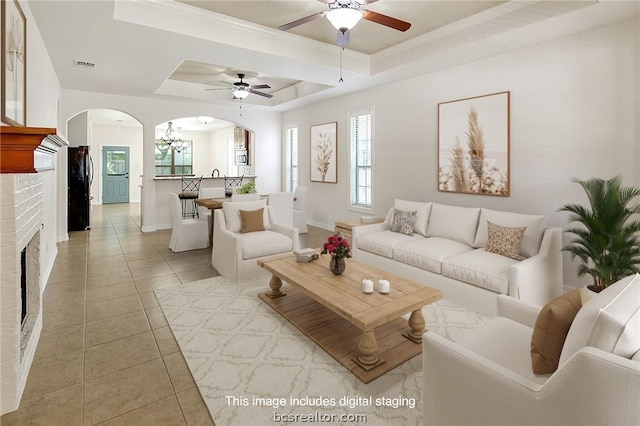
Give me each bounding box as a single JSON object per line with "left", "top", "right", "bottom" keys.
{"left": 257, "top": 252, "right": 442, "bottom": 383}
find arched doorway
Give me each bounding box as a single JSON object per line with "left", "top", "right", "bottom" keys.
{"left": 67, "top": 109, "right": 143, "bottom": 206}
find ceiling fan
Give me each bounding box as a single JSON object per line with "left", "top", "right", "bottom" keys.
{"left": 278, "top": 0, "right": 411, "bottom": 35}
{"left": 206, "top": 73, "right": 273, "bottom": 99}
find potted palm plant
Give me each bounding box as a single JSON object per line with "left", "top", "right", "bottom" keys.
{"left": 559, "top": 176, "right": 640, "bottom": 293}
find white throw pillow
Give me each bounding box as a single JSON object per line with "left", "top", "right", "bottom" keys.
{"left": 392, "top": 199, "right": 432, "bottom": 236}
{"left": 474, "top": 208, "right": 547, "bottom": 258}
{"left": 223, "top": 200, "right": 270, "bottom": 233}
{"left": 559, "top": 274, "right": 640, "bottom": 367}
{"left": 426, "top": 203, "right": 480, "bottom": 247}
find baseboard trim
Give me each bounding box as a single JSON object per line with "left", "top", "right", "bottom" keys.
{"left": 306, "top": 220, "right": 333, "bottom": 232}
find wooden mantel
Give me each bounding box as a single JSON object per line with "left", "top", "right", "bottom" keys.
{"left": 0, "top": 126, "right": 68, "bottom": 173}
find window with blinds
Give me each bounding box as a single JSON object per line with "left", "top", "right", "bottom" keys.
{"left": 350, "top": 108, "right": 373, "bottom": 211}
{"left": 285, "top": 125, "right": 298, "bottom": 192}
{"left": 155, "top": 140, "right": 193, "bottom": 175}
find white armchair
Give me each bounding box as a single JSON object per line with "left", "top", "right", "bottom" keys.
{"left": 212, "top": 199, "right": 299, "bottom": 282}
{"left": 423, "top": 275, "right": 640, "bottom": 426}
{"left": 168, "top": 192, "right": 210, "bottom": 252}
{"left": 292, "top": 186, "right": 308, "bottom": 233}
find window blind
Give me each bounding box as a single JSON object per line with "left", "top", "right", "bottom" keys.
{"left": 285, "top": 126, "right": 298, "bottom": 191}
{"left": 350, "top": 109, "right": 372, "bottom": 209}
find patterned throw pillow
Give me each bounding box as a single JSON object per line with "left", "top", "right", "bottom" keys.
{"left": 485, "top": 221, "right": 526, "bottom": 260}
{"left": 391, "top": 208, "right": 417, "bottom": 236}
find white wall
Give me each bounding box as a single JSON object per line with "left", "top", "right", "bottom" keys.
{"left": 67, "top": 112, "right": 88, "bottom": 147}
{"left": 19, "top": 0, "right": 61, "bottom": 282}
{"left": 90, "top": 124, "right": 144, "bottom": 203}
{"left": 210, "top": 126, "right": 234, "bottom": 176}
{"left": 283, "top": 19, "right": 639, "bottom": 287}
{"left": 59, "top": 90, "right": 282, "bottom": 232}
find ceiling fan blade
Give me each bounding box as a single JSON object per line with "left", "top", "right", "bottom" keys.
{"left": 249, "top": 89, "right": 273, "bottom": 99}
{"left": 362, "top": 10, "right": 411, "bottom": 32}
{"left": 250, "top": 84, "right": 271, "bottom": 90}
{"left": 204, "top": 87, "right": 232, "bottom": 91}
{"left": 278, "top": 11, "right": 326, "bottom": 31}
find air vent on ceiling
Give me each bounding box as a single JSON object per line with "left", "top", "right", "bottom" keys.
{"left": 73, "top": 60, "right": 95, "bottom": 68}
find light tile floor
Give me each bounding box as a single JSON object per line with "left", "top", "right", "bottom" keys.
{"left": 1, "top": 203, "right": 332, "bottom": 425}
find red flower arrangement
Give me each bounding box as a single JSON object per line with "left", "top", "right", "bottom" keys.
{"left": 321, "top": 233, "right": 351, "bottom": 259}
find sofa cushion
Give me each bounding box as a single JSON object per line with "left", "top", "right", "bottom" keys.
{"left": 241, "top": 231, "right": 292, "bottom": 260}
{"left": 393, "top": 237, "right": 474, "bottom": 274}
{"left": 390, "top": 208, "right": 417, "bottom": 236}
{"left": 223, "top": 200, "right": 270, "bottom": 233}
{"left": 385, "top": 200, "right": 432, "bottom": 236}
{"left": 474, "top": 208, "right": 547, "bottom": 258}
{"left": 559, "top": 274, "right": 640, "bottom": 367}
{"left": 485, "top": 221, "right": 526, "bottom": 261}
{"left": 240, "top": 208, "right": 266, "bottom": 233}
{"left": 530, "top": 289, "right": 582, "bottom": 374}
{"left": 357, "top": 230, "right": 420, "bottom": 259}
{"left": 426, "top": 203, "right": 480, "bottom": 246}
{"left": 443, "top": 249, "right": 519, "bottom": 295}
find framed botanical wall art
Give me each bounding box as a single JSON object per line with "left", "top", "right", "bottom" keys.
{"left": 310, "top": 121, "right": 337, "bottom": 183}
{"left": 1, "top": 0, "right": 26, "bottom": 127}
{"left": 438, "top": 91, "right": 510, "bottom": 196}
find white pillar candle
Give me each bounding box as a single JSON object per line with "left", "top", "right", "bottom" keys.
{"left": 362, "top": 279, "right": 374, "bottom": 294}
{"left": 378, "top": 279, "right": 390, "bottom": 294}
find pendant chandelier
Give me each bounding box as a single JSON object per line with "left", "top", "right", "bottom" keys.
{"left": 160, "top": 121, "right": 187, "bottom": 152}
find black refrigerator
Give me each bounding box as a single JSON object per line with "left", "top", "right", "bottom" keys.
{"left": 68, "top": 146, "right": 93, "bottom": 231}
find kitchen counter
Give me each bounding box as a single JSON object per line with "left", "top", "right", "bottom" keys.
{"left": 153, "top": 175, "right": 256, "bottom": 180}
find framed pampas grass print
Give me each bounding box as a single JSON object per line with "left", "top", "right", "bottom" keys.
{"left": 438, "top": 91, "right": 510, "bottom": 196}
{"left": 1, "top": 0, "right": 26, "bottom": 127}
{"left": 310, "top": 122, "right": 337, "bottom": 183}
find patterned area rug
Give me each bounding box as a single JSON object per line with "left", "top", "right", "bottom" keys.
{"left": 156, "top": 276, "right": 486, "bottom": 425}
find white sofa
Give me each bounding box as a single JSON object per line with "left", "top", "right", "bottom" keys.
{"left": 351, "top": 200, "right": 563, "bottom": 317}
{"left": 422, "top": 274, "right": 640, "bottom": 426}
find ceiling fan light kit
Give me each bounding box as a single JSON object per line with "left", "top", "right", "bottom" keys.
{"left": 327, "top": 8, "right": 363, "bottom": 33}
{"left": 233, "top": 89, "right": 250, "bottom": 99}
{"left": 205, "top": 73, "right": 272, "bottom": 100}
{"left": 278, "top": 0, "right": 411, "bottom": 35}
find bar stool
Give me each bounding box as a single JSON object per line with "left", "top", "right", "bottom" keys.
{"left": 178, "top": 176, "right": 202, "bottom": 218}
{"left": 224, "top": 175, "right": 244, "bottom": 196}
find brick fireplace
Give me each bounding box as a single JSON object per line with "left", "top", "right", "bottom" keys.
{"left": 0, "top": 127, "right": 67, "bottom": 414}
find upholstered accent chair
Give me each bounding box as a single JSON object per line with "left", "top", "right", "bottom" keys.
{"left": 168, "top": 192, "right": 210, "bottom": 252}
{"left": 422, "top": 274, "right": 640, "bottom": 426}
{"left": 212, "top": 199, "right": 299, "bottom": 282}
{"left": 267, "top": 192, "right": 295, "bottom": 227}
